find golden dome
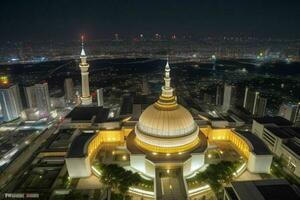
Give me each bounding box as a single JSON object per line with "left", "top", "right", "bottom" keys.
{"left": 137, "top": 104, "right": 197, "bottom": 138}
{"left": 134, "top": 61, "right": 199, "bottom": 149}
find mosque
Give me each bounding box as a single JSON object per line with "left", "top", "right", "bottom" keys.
{"left": 63, "top": 40, "right": 273, "bottom": 199}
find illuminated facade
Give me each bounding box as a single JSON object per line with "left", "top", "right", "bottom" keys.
{"left": 64, "top": 61, "right": 273, "bottom": 199}
{"left": 79, "top": 36, "right": 92, "bottom": 105}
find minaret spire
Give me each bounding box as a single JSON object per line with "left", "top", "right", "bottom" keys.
{"left": 161, "top": 58, "right": 173, "bottom": 97}
{"left": 79, "top": 35, "right": 92, "bottom": 105}
{"left": 81, "top": 35, "right": 86, "bottom": 57}
{"left": 154, "top": 58, "right": 177, "bottom": 110}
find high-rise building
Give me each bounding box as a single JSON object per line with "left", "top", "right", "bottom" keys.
{"left": 255, "top": 97, "right": 267, "bottom": 117}
{"left": 243, "top": 87, "right": 267, "bottom": 117}
{"left": 222, "top": 84, "right": 235, "bottom": 112}
{"left": 0, "top": 84, "right": 23, "bottom": 121}
{"left": 216, "top": 84, "right": 223, "bottom": 106}
{"left": 34, "top": 83, "right": 51, "bottom": 116}
{"left": 79, "top": 36, "right": 92, "bottom": 105}
{"left": 25, "top": 83, "right": 51, "bottom": 113}
{"left": 24, "top": 85, "right": 36, "bottom": 108}
{"left": 96, "top": 88, "right": 104, "bottom": 107}
{"left": 278, "top": 103, "right": 300, "bottom": 123}
{"left": 64, "top": 78, "right": 74, "bottom": 103}
{"left": 243, "top": 87, "right": 259, "bottom": 114}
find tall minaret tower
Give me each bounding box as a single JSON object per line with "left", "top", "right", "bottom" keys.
{"left": 79, "top": 36, "right": 92, "bottom": 105}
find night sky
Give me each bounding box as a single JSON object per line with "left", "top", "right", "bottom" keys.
{"left": 1, "top": 0, "right": 300, "bottom": 41}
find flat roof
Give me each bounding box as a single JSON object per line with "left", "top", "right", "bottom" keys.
{"left": 283, "top": 140, "right": 300, "bottom": 157}
{"left": 254, "top": 116, "right": 293, "bottom": 126}
{"left": 66, "top": 131, "right": 96, "bottom": 158}
{"left": 47, "top": 129, "right": 75, "bottom": 151}
{"left": 66, "top": 106, "right": 109, "bottom": 122}
{"left": 265, "top": 126, "right": 295, "bottom": 139}
{"left": 231, "top": 179, "right": 300, "bottom": 200}
{"left": 236, "top": 131, "right": 271, "bottom": 155}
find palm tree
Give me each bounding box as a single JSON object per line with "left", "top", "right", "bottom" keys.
{"left": 118, "top": 170, "right": 141, "bottom": 200}
{"left": 99, "top": 164, "right": 141, "bottom": 200}
{"left": 100, "top": 164, "right": 123, "bottom": 200}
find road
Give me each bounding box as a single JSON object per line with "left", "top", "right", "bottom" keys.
{"left": 155, "top": 168, "right": 188, "bottom": 200}
{"left": 0, "top": 125, "right": 58, "bottom": 189}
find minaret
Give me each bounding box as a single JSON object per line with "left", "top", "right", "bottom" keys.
{"left": 154, "top": 59, "right": 178, "bottom": 110}
{"left": 161, "top": 59, "right": 174, "bottom": 97}
{"left": 79, "top": 36, "right": 92, "bottom": 105}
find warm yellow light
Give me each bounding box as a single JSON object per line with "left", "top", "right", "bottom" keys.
{"left": 152, "top": 152, "right": 157, "bottom": 155}
{"left": 166, "top": 153, "right": 171, "bottom": 157}
{"left": 167, "top": 169, "right": 170, "bottom": 174}
{"left": 122, "top": 155, "right": 127, "bottom": 160}
{"left": 135, "top": 136, "right": 200, "bottom": 154}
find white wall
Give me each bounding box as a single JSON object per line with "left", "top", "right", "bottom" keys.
{"left": 247, "top": 153, "right": 273, "bottom": 173}
{"left": 65, "top": 157, "right": 91, "bottom": 178}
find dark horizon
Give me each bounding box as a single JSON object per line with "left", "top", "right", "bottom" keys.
{"left": 1, "top": 0, "right": 300, "bottom": 42}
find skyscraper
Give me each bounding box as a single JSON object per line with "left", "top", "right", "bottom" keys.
{"left": 255, "top": 97, "right": 267, "bottom": 117}
{"left": 216, "top": 84, "right": 223, "bottom": 106}
{"left": 97, "top": 88, "right": 104, "bottom": 107}
{"left": 0, "top": 84, "right": 23, "bottom": 121}
{"left": 243, "top": 87, "right": 260, "bottom": 114}
{"left": 24, "top": 85, "right": 36, "bottom": 108}
{"left": 222, "top": 84, "right": 235, "bottom": 112}
{"left": 24, "top": 83, "right": 51, "bottom": 117}
{"left": 243, "top": 87, "right": 267, "bottom": 117}
{"left": 64, "top": 78, "right": 74, "bottom": 103}
{"left": 79, "top": 36, "right": 92, "bottom": 105}
{"left": 35, "top": 83, "right": 51, "bottom": 114}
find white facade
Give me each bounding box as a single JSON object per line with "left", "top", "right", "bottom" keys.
{"left": 0, "top": 84, "right": 23, "bottom": 121}
{"left": 247, "top": 153, "right": 273, "bottom": 173}
{"left": 64, "top": 78, "right": 74, "bottom": 103}
{"left": 222, "top": 84, "right": 233, "bottom": 112}
{"left": 252, "top": 119, "right": 300, "bottom": 177}
{"left": 65, "top": 157, "right": 91, "bottom": 178}
{"left": 96, "top": 88, "right": 104, "bottom": 107}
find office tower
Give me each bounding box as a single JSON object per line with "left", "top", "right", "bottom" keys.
{"left": 34, "top": 83, "right": 51, "bottom": 116}
{"left": 0, "top": 84, "right": 23, "bottom": 121}
{"left": 255, "top": 97, "right": 267, "bottom": 117}
{"left": 79, "top": 36, "right": 92, "bottom": 105}
{"left": 243, "top": 87, "right": 267, "bottom": 117}
{"left": 278, "top": 103, "right": 300, "bottom": 123}
{"left": 243, "top": 87, "right": 260, "bottom": 114}
{"left": 216, "top": 84, "right": 223, "bottom": 106}
{"left": 24, "top": 85, "right": 36, "bottom": 108}
{"left": 25, "top": 83, "right": 51, "bottom": 117}
{"left": 64, "top": 78, "right": 74, "bottom": 103}
{"left": 97, "top": 88, "right": 104, "bottom": 107}
{"left": 222, "top": 84, "right": 235, "bottom": 112}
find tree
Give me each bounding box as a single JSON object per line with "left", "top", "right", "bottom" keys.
{"left": 196, "top": 161, "right": 238, "bottom": 197}
{"left": 100, "top": 164, "right": 124, "bottom": 200}
{"left": 99, "top": 164, "right": 141, "bottom": 200}
{"left": 118, "top": 170, "right": 141, "bottom": 200}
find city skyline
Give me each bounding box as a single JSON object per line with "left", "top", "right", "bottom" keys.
{"left": 1, "top": 0, "right": 300, "bottom": 42}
